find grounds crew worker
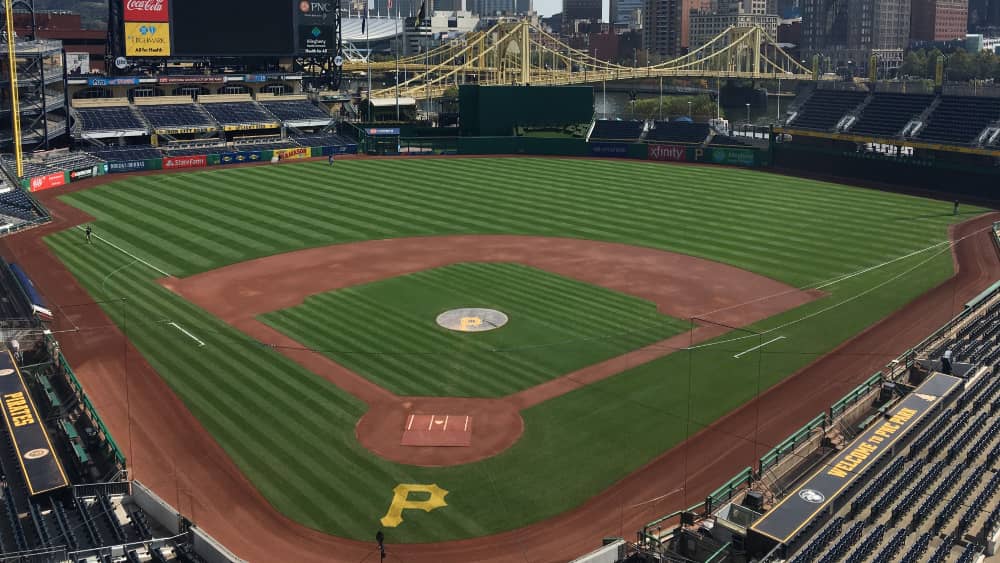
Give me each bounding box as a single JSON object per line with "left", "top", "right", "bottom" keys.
{"left": 84, "top": 225, "right": 93, "bottom": 244}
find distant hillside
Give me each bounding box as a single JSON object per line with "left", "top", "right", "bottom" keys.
{"left": 34, "top": 0, "right": 107, "bottom": 29}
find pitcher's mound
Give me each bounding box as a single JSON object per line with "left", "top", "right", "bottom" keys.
{"left": 436, "top": 308, "right": 508, "bottom": 332}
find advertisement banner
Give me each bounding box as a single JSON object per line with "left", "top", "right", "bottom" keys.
{"left": 68, "top": 166, "right": 98, "bottom": 182}
{"left": 28, "top": 172, "right": 66, "bottom": 193}
{"left": 706, "top": 148, "right": 756, "bottom": 167}
{"left": 155, "top": 127, "right": 210, "bottom": 135}
{"left": 589, "top": 142, "right": 628, "bottom": 158}
{"left": 88, "top": 77, "right": 141, "bottom": 86}
{"left": 219, "top": 151, "right": 263, "bottom": 165}
{"left": 157, "top": 75, "right": 225, "bottom": 84}
{"left": 321, "top": 144, "right": 358, "bottom": 156}
{"left": 66, "top": 53, "right": 90, "bottom": 75}
{"left": 647, "top": 144, "right": 688, "bottom": 162}
{"left": 107, "top": 159, "right": 159, "bottom": 174}
{"left": 223, "top": 123, "right": 280, "bottom": 132}
{"left": 124, "top": 22, "right": 171, "bottom": 57}
{"left": 124, "top": 0, "right": 169, "bottom": 22}
{"left": 296, "top": 1, "right": 336, "bottom": 55}
{"left": 366, "top": 128, "right": 401, "bottom": 136}
{"left": 163, "top": 155, "right": 207, "bottom": 170}
{"left": 275, "top": 147, "right": 310, "bottom": 161}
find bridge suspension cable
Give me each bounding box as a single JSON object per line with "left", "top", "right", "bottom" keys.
{"left": 345, "top": 22, "right": 814, "bottom": 100}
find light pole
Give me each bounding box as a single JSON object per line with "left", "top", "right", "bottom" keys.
{"left": 745, "top": 102, "right": 750, "bottom": 125}
{"left": 687, "top": 100, "right": 692, "bottom": 118}
{"left": 776, "top": 77, "right": 781, "bottom": 123}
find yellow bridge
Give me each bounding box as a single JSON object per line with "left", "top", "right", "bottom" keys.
{"left": 344, "top": 22, "right": 814, "bottom": 99}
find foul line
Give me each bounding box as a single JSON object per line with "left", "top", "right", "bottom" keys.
{"left": 733, "top": 336, "right": 786, "bottom": 359}
{"left": 168, "top": 322, "right": 205, "bottom": 347}
{"left": 77, "top": 226, "right": 171, "bottom": 278}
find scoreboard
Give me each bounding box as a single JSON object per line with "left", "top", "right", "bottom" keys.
{"left": 123, "top": 0, "right": 338, "bottom": 58}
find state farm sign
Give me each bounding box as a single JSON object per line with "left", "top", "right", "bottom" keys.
{"left": 125, "top": 0, "right": 169, "bottom": 22}
{"left": 647, "top": 144, "right": 687, "bottom": 162}
{"left": 163, "top": 155, "right": 206, "bottom": 169}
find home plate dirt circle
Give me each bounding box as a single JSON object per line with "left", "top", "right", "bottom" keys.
{"left": 355, "top": 397, "right": 524, "bottom": 467}
{"left": 436, "top": 308, "right": 509, "bottom": 332}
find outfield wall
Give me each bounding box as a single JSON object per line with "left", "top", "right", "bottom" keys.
{"left": 19, "top": 144, "right": 359, "bottom": 192}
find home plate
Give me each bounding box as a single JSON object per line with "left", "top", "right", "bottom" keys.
{"left": 400, "top": 414, "right": 472, "bottom": 447}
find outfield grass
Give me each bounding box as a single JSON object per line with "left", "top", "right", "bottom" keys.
{"left": 44, "top": 158, "right": 982, "bottom": 542}
{"left": 259, "top": 262, "right": 690, "bottom": 397}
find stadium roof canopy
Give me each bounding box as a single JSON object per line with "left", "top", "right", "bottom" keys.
{"left": 342, "top": 17, "right": 405, "bottom": 42}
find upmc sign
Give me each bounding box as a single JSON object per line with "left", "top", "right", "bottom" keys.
{"left": 124, "top": 0, "right": 169, "bottom": 22}
{"left": 647, "top": 144, "right": 687, "bottom": 162}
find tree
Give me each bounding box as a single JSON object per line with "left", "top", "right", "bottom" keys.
{"left": 946, "top": 49, "right": 976, "bottom": 81}
{"left": 899, "top": 50, "right": 928, "bottom": 78}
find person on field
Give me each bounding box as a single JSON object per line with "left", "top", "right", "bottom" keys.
{"left": 328, "top": 153, "right": 335, "bottom": 166}
{"left": 953, "top": 200, "right": 960, "bottom": 215}
{"left": 84, "top": 225, "right": 92, "bottom": 244}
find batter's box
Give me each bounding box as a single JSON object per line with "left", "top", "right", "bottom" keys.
{"left": 400, "top": 414, "right": 472, "bottom": 447}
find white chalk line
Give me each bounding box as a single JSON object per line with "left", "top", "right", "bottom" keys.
{"left": 168, "top": 322, "right": 205, "bottom": 347}
{"left": 733, "top": 336, "right": 786, "bottom": 358}
{"left": 629, "top": 486, "right": 685, "bottom": 509}
{"left": 687, "top": 232, "right": 962, "bottom": 352}
{"left": 77, "top": 226, "right": 172, "bottom": 278}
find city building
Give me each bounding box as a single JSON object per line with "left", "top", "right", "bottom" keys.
{"left": 611, "top": 0, "right": 645, "bottom": 27}
{"left": 690, "top": 13, "right": 780, "bottom": 47}
{"left": 801, "top": 0, "right": 909, "bottom": 72}
{"left": 968, "top": 0, "right": 1000, "bottom": 33}
{"left": 911, "top": 0, "right": 968, "bottom": 41}
{"left": 564, "top": 0, "right": 603, "bottom": 24}
{"left": 643, "top": 0, "right": 691, "bottom": 56}
{"left": 13, "top": 11, "right": 106, "bottom": 74}
{"left": 966, "top": 32, "right": 1000, "bottom": 50}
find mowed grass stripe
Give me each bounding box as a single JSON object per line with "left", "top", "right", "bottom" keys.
{"left": 261, "top": 263, "right": 689, "bottom": 397}
{"left": 47, "top": 158, "right": 982, "bottom": 542}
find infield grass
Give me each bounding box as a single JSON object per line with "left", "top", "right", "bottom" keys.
{"left": 259, "top": 262, "right": 690, "bottom": 397}
{"left": 42, "top": 157, "right": 984, "bottom": 542}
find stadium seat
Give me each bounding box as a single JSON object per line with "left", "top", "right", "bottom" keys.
{"left": 136, "top": 104, "right": 216, "bottom": 130}
{"left": 201, "top": 102, "right": 277, "bottom": 128}
{"left": 788, "top": 89, "right": 867, "bottom": 131}
{"left": 850, "top": 94, "right": 934, "bottom": 137}
{"left": 260, "top": 99, "right": 332, "bottom": 122}
{"left": 917, "top": 96, "right": 1000, "bottom": 145}
{"left": 590, "top": 119, "right": 644, "bottom": 141}
{"left": 75, "top": 107, "right": 147, "bottom": 133}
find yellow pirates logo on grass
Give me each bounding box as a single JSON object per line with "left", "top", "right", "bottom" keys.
{"left": 380, "top": 484, "right": 449, "bottom": 527}
{"left": 436, "top": 308, "right": 508, "bottom": 333}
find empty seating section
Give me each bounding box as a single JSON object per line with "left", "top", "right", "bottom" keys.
{"left": 1, "top": 155, "right": 58, "bottom": 178}
{"left": 871, "top": 528, "right": 907, "bottom": 563}
{"left": 39, "top": 153, "right": 102, "bottom": 171}
{"left": 787, "top": 517, "right": 843, "bottom": 563}
{"left": 75, "top": 107, "right": 145, "bottom": 132}
{"left": 918, "top": 96, "right": 1000, "bottom": 144}
{"left": 291, "top": 133, "right": 355, "bottom": 147}
{"left": 261, "top": 100, "right": 331, "bottom": 121}
{"left": 201, "top": 102, "right": 276, "bottom": 127}
{"left": 816, "top": 521, "right": 863, "bottom": 563}
{"left": 708, "top": 134, "right": 750, "bottom": 147}
{"left": 0, "top": 188, "right": 41, "bottom": 221}
{"left": 137, "top": 104, "right": 215, "bottom": 130}
{"left": 646, "top": 121, "right": 710, "bottom": 144}
{"left": 232, "top": 139, "right": 296, "bottom": 151}
{"left": 789, "top": 89, "right": 867, "bottom": 131}
{"left": 590, "top": 120, "right": 644, "bottom": 141}
{"left": 850, "top": 94, "right": 934, "bottom": 137}
{"left": 89, "top": 145, "right": 163, "bottom": 161}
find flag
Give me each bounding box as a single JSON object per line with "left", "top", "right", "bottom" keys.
{"left": 388, "top": 0, "right": 393, "bottom": 10}
{"left": 361, "top": 14, "right": 366, "bottom": 34}
{"left": 416, "top": 0, "right": 425, "bottom": 21}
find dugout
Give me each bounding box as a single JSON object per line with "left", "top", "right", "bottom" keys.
{"left": 459, "top": 85, "right": 594, "bottom": 136}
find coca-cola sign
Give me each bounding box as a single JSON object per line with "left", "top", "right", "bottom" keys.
{"left": 125, "top": 0, "right": 169, "bottom": 22}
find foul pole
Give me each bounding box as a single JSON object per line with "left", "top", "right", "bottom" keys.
{"left": 4, "top": 0, "right": 22, "bottom": 178}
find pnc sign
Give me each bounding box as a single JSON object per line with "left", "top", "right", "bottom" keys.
{"left": 299, "top": 1, "right": 332, "bottom": 13}
{"left": 124, "top": 0, "right": 169, "bottom": 22}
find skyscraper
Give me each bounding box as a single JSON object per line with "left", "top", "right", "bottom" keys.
{"left": 564, "top": 0, "right": 603, "bottom": 22}
{"left": 612, "top": 0, "right": 646, "bottom": 27}
{"left": 802, "top": 0, "right": 909, "bottom": 70}
{"left": 911, "top": 0, "right": 967, "bottom": 41}
{"left": 644, "top": 0, "right": 691, "bottom": 56}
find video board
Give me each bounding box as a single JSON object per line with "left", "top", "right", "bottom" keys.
{"left": 123, "top": 0, "right": 337, "bottom": 58}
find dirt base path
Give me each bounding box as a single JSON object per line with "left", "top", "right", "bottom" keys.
{"left": 163, "top": 235, "right": 818, "bottom": 465}
{"left": 3, "top": 166, "right": 997, "bottom": 562}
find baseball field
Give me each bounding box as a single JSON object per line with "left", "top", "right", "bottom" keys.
{"left": 39, "top": 157, "right": 979, "bottom": 543}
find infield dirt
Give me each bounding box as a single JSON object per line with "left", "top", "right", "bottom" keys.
{"left": 3, "top": 161, "right": 997, "bottom": 562}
